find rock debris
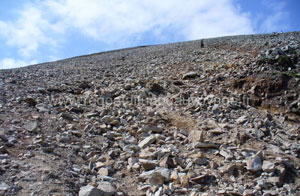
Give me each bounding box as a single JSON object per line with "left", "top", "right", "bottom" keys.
{"left": 0, "top": 32, "right": 300, "bottom": 195}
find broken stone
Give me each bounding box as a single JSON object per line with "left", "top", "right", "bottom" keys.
{"left": 0, "top": 181, "right": 10, "bottom": 191}
{"left": 262, "top": 161, "right": 275, "bottom": 172}
{"left": 139, "top": 167, "right": 170, "bottom": 183}
{"left": 188, "top": 130, "right": 204, "bottom": 142}
{"left": 243, "top": 189, "right": 253, "bottom": 196}
{"left": 138, "top": 135, "right": 156, "bottom": 148}
{"left": 236, "top": 116, "right": 248, "bottom": 124}
{"left": 182, "top": 72, "right": 199, "bottom": 80}
{"left": 61, "top": 113, "right": 74, "bottom": 121}
{"left": 98, "top": 168, "right": 109, "bottom": 176}
{"left": 247, "top": 155, "right": 262, "bottom": 172}
{"left": 194, "top": 158, "right": 208, "bottom": 166}
{"left": 139, "top": 159, "right": 158, "bottom": 171}
{"left": 97, "top": 181, "right": 115, "bottom": 196}
{"left": 142, "top": 125, "right": 164, "bottom": 133}
{"left": 194, "top": 142, "right": 219, "bottom": 148}
{"left": 267, "top": 177, "right": 281, "bottom": 187}
{"left": 190, "top": 174, "right": 216, "bottom": 185}
{"left": 23, "top": 121, "right": 38, "bottom": 132}
{"left": 79, "top": 185, "right": 102, "bottom": 196}
{"left": 149, "top": 172, "right": 165, "bottom": 185}
{"left": 149, "top": 83, "right": 165, "bottom": 95}
{"left": 159, "top": 155, "right": 175, "bottom": 168}
{"left": 219, "top": 149, "right": 234, "bottom": 160}
{"left": 24, "top": 97, "right": 37, "bottom": 106}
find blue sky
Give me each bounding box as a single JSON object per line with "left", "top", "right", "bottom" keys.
{"left": 0, "top": 0, "right": 299, "bottom": 69}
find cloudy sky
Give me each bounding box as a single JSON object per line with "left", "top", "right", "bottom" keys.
{"left": 0, "top": 0, "right": 299, "bottom": 69}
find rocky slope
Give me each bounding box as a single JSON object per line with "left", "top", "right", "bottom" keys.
{"left": 0, "top": 32, "right": 300, "bottom": 196}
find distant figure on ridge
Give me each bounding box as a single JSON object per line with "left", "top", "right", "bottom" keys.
{"left": 200, "top": 39, "right": 204, "bottom": 48}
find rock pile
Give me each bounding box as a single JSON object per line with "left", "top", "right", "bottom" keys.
{"left": 0, "top": 32, "right": 299, "bottom": 195}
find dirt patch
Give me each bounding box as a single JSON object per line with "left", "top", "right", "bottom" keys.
{"left": 232, "top": 73, "right": 300, "bottom": 121}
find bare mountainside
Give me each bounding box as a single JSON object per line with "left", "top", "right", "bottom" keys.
{"left": 0, "top": 32, "right": 300, "bottom": 196}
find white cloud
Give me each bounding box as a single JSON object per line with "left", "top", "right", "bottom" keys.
{"left": 0, "top": 3, "right": 61, "bottom": 58}
{"left": 0, "top": 0, "right": 255, "bottom": 69}
{"left": 45, "top": 0, "right": 254, "bottom": 41}
{"left": 0, "top": 58, "right": 38, "bottom": 69}
{"left": 259, "top": 0, "right": 289, "bottom": 33}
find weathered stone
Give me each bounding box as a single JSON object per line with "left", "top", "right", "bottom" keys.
{"left": 0, "top": 182, "right": 10, "bottom": 191}
{"left": 219, "top": 149, "right": 234, "bottom": 160}
{"left": 24, "top": 97, "right": 37, "bottom": 106}
{"left": 138, "top": 135, "right": 156, "bottom": 148}
{"left": 243, "top": 189, "right": 253, "bottom": 196}
{"left": 154, "top": 187, "right": 163, "bottom": 196}
{"left": 139, "top": 159, "right": 158, "bottom": 171}
{"left": 159, "top": 155, "right": 175, "bottom": 168}
{"left": 149, "top": 83, "right": 165, "bottom": 95}
{"left": 61, "top": 113, "right": 74, "bottom": 121}
{"left": 149, "top": 172, "right": 165, "bottom": 185}
{"left": 142, "top": 125, "right": 164, "bottom": 133}
{"left": 182, "top": 72, "right": 199, "bottom": 80}
{"left": 267, "top": 177, "right": 281, "bottom": 186}
{"left": 188, "top": 130, "right": 204, "bottom": 142}
{"left": 262, "top": 161, "right": 275, "bottom": 172}
{"left": 98, "top": 168, "right": 109, "bottom": 176}
{"left": 79, "top": 185, "right": 102, "bottom": 196}
{"left": 194, "top": 158, "right": 208, "bottom": 166}
{"left": 190, "top": 174, "right": 216, "bottom": 185}
{"left": 24, "top": 121, "right": 38, "bottom": 132}
{"left": 236, "top": 116, "right": 247, "bottom": 124}
{"left": 247, "top": 155, "right": 262, "bottom": 172}
{"left": 194, "top": 142, "right": 219, "bottom": 148}
{"left": 97, "top": 181, "right": 115, "bottom": 196}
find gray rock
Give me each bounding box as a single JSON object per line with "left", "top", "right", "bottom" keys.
{"left": 79, "top": 185, "right": 102, "bottom": 196}
{"left": 149, "top": 172, "right": 165, "bottom": 185}
{"left": 262, "top": 161, "right": 275, "bottom": 172}
{"left": 142, "top": 125, "right": 164, "bottom": 133}
{"left": 194, "top": 158, "right": 208, "bottom": 166}
{"left": 139, "top": 167, "right": 170, "bottom": 183}
{"left": 138, "top": 135, "right": 156, "bottom": 148}
{"left": 262, "top": 190, "right": 279, "bottom": 196}
{"left": 243, "top": 189, "right": 253, "bottom": 196}
{"left": 247, "top": 155, "right": 262, "bottom": 172}
{"left": 0, "top": 182, "right": 10, "bottom": 191}
{"left": 154, "top": 187, "right": 163, "bottom": 196}
{"left": 190, "top": 174, "right": 216, "bottom": 185}
{"left": 182, "top": 72, "right": 199, "bottom": 80}
{"left": 159, "top": 155, "right": 175, "bottom": 168}
{"left": 149, "top": 83, "right": 165, "bottom": 95}
{"left": 139, "top": 159, "right": 158, "bottom": 170}
{"left": 266, "top": 177, "right": 281, "bottom": 186}
{"left": 24, "top": 121, "right": 38, "bottom": 132}
{"left": 97, "top": 181, "right": 115, "bottom": 196}
{"left": 194, "top": 142, "right": 219, "bottom": 148}
{"left": 188, "top": 130, "right": 204, "bottom": 142}
{"left": 219, "top": 149, "right": 234, "bottom": 160}
{"left": 236, "top": 116, "right": 247, "bottom": 124}
{"left": 102, "top": 115, "right": 113, "bottom": 124}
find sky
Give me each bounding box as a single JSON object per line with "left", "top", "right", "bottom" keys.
{"left": 0, "top": 0, "right": 299, "bottom": 69}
